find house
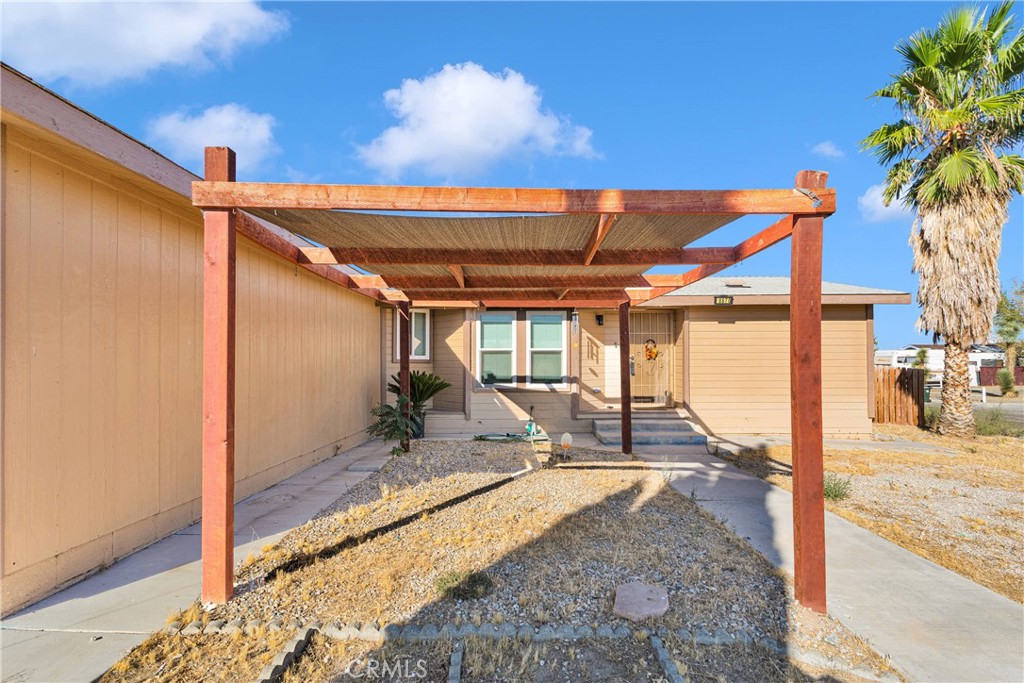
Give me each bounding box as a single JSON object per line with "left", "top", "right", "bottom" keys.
{"left": 0, "top": 63, "right": 908, "bottom": 613}
{"left": 875, "top": 344, "right": 1005, "bottom": 386}
{"left": 384, "top": 277, "right": 908, "bottom": 439}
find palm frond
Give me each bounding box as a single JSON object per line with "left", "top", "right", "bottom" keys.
{"left": 935, "top": 148, "right": 984, "bottom": 193}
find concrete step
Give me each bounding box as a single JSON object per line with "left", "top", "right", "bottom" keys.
{"left": 592, "top": 419, "right": 698, "bottom": 433}
{"left": 594, "top": 428, "right": 707, "bottom": 446}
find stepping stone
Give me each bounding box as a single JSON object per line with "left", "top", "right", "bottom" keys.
{"left": 613, "top": 582, "right": 669, "bottom": 622}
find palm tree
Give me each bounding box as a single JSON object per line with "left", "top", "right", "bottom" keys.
{"left": 862, "top": 1, "right": 1024, "bottom": 436}
{"left": 994, "top": 280, "right": 1024, "bottom": 368}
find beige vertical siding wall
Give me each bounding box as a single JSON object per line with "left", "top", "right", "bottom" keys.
{"left": 686, "top": 305, "right": 871, "bottom": 435}
{"left": 577, "top": 309, "right": 620, "bottom": 410}
{"left": 382, "top": 308, "right": 433, "bottom": 405}
{"left": 431, "top": 309, "right": 466, "bottom": 412}
{"left": 1, "top": 124, "right": 380, "bottom": 614}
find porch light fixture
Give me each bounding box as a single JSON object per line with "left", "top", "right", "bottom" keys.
{"left": 596, "top": 314, "right": 605, "bottom": 326}
{"left": 571, "top": 309, "right": 580, "bottom": 335}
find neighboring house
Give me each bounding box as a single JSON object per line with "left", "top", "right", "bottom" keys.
{"left": 388, "top": 277, "right": 908, "bottom": 438}
{"left": 875, "top": 344, "right": 1004, "bottom": 386}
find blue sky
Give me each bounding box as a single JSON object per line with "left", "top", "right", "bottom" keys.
{"left": 3, "top": 1, "right": 1021, "bottom": 348}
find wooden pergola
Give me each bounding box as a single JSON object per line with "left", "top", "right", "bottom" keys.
{"left": 194, "top": 147, "right": 834, "bottom": 613}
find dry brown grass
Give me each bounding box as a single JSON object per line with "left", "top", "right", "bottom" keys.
{"left": 718, "top": 425, "right": 1024, "bottom": 602}
{"left": 98, "top": 629, "right": 293, "bottom": 683}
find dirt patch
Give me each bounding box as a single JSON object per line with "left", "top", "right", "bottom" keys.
{"left": 462, "top": 636, "right": 661, "bottom": 683}
{"left": 717, "top": 426, "right": 1024, "bottom": 602}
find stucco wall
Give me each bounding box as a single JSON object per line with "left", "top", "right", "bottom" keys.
{"left": 1, "top": 123, "right": 380, "bottom": 614}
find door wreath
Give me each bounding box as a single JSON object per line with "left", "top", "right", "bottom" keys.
{"left": 643, "top": 339, "right": 659, "bottom": 361}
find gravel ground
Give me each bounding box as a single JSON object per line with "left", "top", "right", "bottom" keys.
{"left": 462, "top": 636, "right": 663, "bottom": 683}
{"left": 717, "top": 431, "right": 1024, "bottom": 602}
{"left": 282, "top": 635, "right": 453, "bottom": 682}
{"left": 116, "top": 441, "right": 899, "bottom": 682}
{"left": 843, "top": 466, "right": 1023, "bottom": 600}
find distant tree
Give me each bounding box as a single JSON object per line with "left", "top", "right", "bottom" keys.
{"left": 862, "top": 2, "right": 1024, "bottom": 436}
{"left": 994, "top": 280, "right": 1024, "bottom": 368}
{"left": 912, "top": 347, "right": 932, "bottom": 381}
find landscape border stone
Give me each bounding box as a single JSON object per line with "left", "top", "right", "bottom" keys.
{"left": 156, "top": 618, "right": 898, "bottom": 683}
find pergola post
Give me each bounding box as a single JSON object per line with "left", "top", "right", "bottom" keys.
{"left": 618, "top": 301, "right": 633, "bottom": 455}
{"left": 201, "top": 147, "right": 237, "bottom": 604}
{"left": 790, "top": 170, "right": 828, "bottom": 613}
{"left": 398, "top": 300, "right": 411, "bottom": 453}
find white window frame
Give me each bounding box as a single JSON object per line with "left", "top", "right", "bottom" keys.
{"left": 526, "top": 310, "right": 568, "bottom": 388}
{"left": 394, "top": 308, "right": 430, "bottom": 361}
{"left": 476, "top": 311, "right": 517, "bottom": 387}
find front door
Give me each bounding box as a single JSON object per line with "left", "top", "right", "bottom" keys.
{"left": 629, "top": 311, "right": 674, "bottom": 407}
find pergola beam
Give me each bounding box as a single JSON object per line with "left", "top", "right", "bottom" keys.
{"left": 299, "top": 246, "right": 737, "bottom": 267}
{"left": 379, "top": 274, "right": 663, "bottom": 289}
{"left": 193, "top": 181, "right": 836, "bottom": 215}
{"left": 733, "top": 214, "right": 795, "bottom": 260}
{"left": 481, "top": 299, "right": 629, "bottom": 308}
{"left": 400, "top": 288, "right": 628, "bottom": 301}
{"left": 583, "top": 214, "right": 616, "bottom": 265}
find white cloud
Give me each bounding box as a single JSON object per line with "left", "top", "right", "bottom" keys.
{"left": 858, "top": 183, "right": 914, "bottom": 223}
{"left": 357, "top": 62, "right": 599, "bottom": 179}
{"left": 1, "top": 1, "right": 288, "bottom": 87}
{"left": 147, "top": 104, "right": 278, "bottom": 175}
{"left": 811, "top": 140, "right": 845, "bottom": 159}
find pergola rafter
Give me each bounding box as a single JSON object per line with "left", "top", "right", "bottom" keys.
{"left": 194, "top": 146, "right": 832, "bottom": 616}
{"left": 298, "top": 246, "right": 738, "bottom": 267}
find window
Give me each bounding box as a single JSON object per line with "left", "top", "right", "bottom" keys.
{"left": 394, "top": 309, "right": 430, "bottom": 360}
{"left": 527, "top": 311, "right": 566, "bottom": 385}
{"left": 477, "top": 312, "right": 515, "bottom": 385}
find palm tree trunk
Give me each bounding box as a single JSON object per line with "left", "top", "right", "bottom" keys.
{"left": 1006, "top": 343, "right": 1018, "bottom": 372}
{"left": 938, "top": 341, "right": 976, "bottom": 436}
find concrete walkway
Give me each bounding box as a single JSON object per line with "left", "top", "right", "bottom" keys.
{"left": 0, "top": 440, "right": 391, "bottom": 683}
{"left": 629, "top": 443, "right": 1024, "bottom": 683}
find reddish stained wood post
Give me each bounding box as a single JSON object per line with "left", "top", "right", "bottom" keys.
{"left": 618, "top": 301, "right": 633, "bottom": 456}
{"left": 790, "top": 170, "right": 828, "bottom": 613}
{"left": 201, "top": 147, "right": 237, "bottom": 604}
{"left": 398, "top": 300, "right": 411, "bottom": 453}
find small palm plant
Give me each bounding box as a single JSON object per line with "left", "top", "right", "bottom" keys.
{"left": 862, "top": 1, "right": 1024, "bottom": 436}
{"left": 367, "top": 395, "right": 416, "bottom": 456}
{"left": 387, "top": 371, "right": 452, "bottom": 414}
{"left": 387, "top": 371, "right": 452, "bottom": 438}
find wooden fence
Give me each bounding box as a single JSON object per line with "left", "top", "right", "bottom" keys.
{"left": 874, "top": 367, "right": 926, "bottom": 427}
{"left": 979, "top": 366, "right": 1024, "bottom": 387}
